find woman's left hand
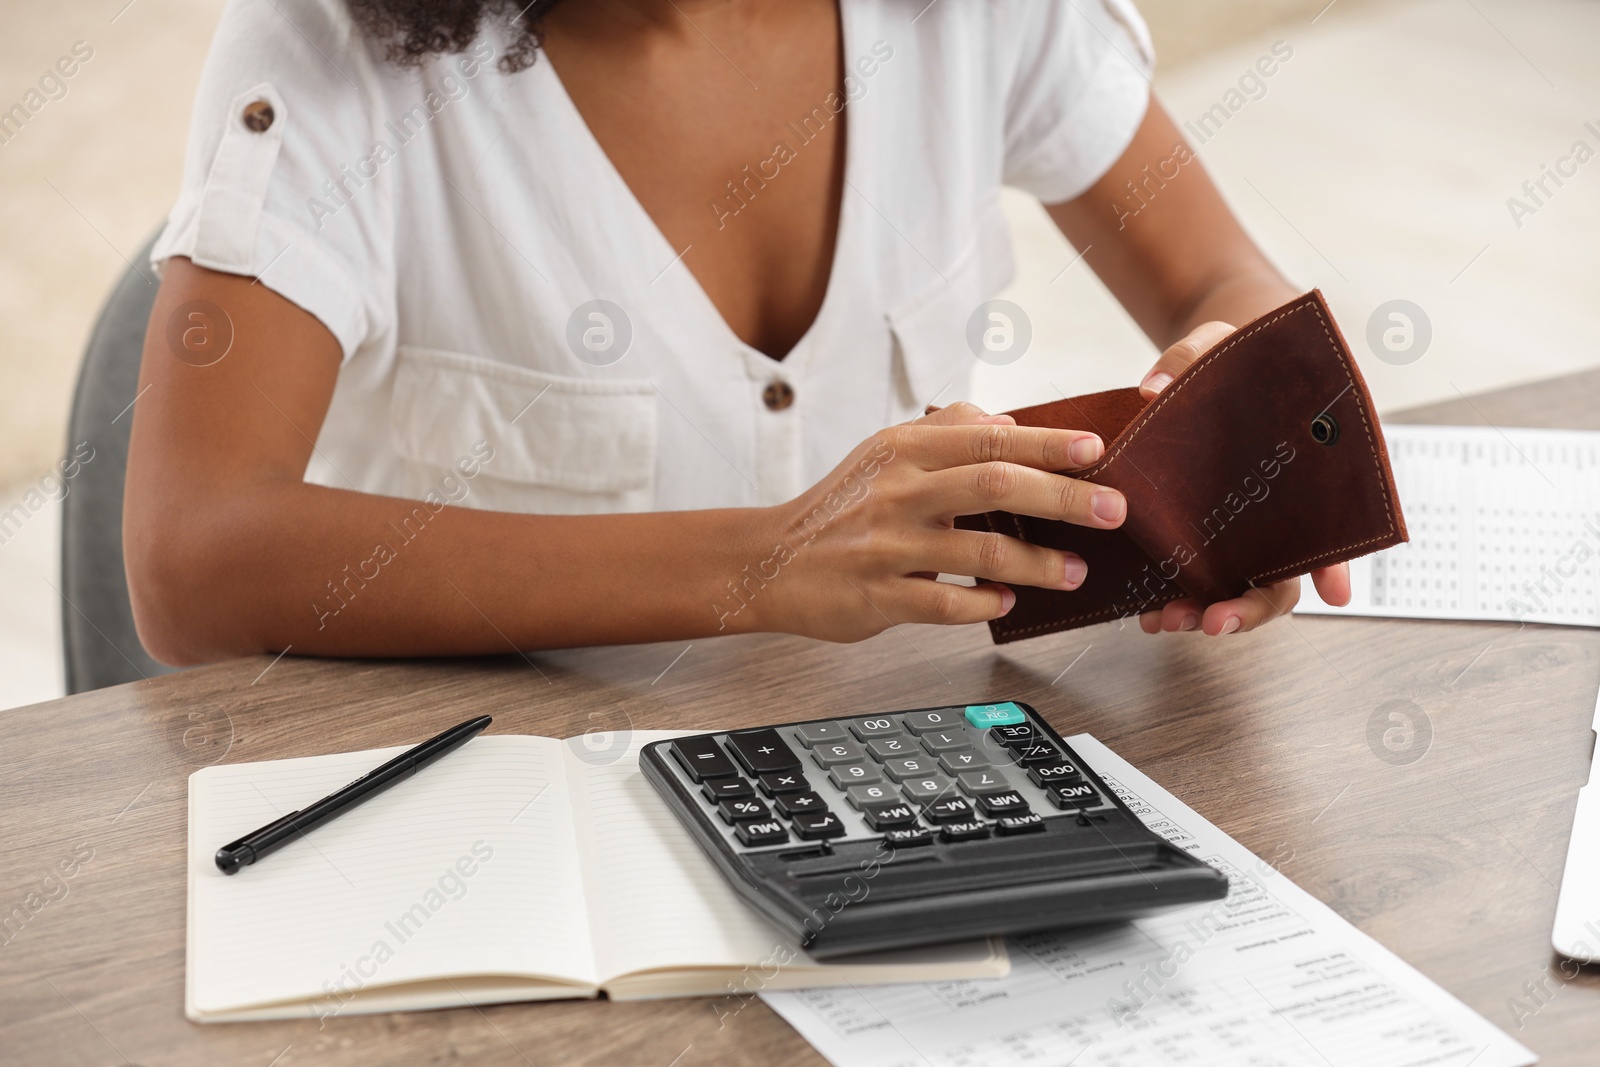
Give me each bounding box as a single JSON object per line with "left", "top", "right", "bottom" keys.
{"left": 1135, "top": 320, "right": 1352, "bottom": 636}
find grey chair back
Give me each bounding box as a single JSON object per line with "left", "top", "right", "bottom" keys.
{"left": 60, "top": 234, "right": 178, "bottom": 693}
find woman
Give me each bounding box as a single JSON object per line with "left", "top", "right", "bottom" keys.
{"left": 125, "top": 0, "right": 1348, "bottom": 664}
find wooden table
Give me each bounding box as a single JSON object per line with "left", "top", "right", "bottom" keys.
{"left": 6, "top": 370, "right": 1600, "bottom": 1066}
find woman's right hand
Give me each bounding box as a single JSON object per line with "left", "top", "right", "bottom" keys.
{"left": 732, "top": 402, "right": 1126, "bottom": 641}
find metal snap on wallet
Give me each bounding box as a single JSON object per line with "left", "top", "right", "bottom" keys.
{"left": 957, "top": 290, "right": 1409, "bottom": 643}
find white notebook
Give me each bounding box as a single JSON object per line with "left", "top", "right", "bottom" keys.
{"left": 185, "top": 730, "right": 1006, "bottom": 1022}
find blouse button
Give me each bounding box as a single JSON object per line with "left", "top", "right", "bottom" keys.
{"left": 241, "top": 100, "right": 275, "bottom": 133}
{"left": 762, "top": 380, "right": 795, "bottom": 411}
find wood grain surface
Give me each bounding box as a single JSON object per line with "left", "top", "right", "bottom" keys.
{"left": 5, "top": 370, "right": 1600, "bottom": 1066}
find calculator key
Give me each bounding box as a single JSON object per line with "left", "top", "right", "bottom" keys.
{"left": 724, "top": 729, "right": 802, "bottom": 775}
{"left": 860, "top": 801, "right": 919, "bottom": 831}
{"left": 919, "top": 730, "right": 970, "bottom": 753}
{"left": 791, "top": 812, "right": 846, "bottom": 840}
{"left": 1048, "top": 782, "right": 1101, "bottom": 809}
{"left": 882, "top": 827, "right": 935, "bottom": 848}
{"left": 848, "top": 716, "right": 904, "bottom": 741}
{"left": 882, "top": 756, "right": 937, "bottom": 781}
{"left": 899, "top": 775, "right": 956, "bottom": 801}
{"left": 811, "top": 740, "right": 866, "bottom": 768}
{"left": 956, "top": 769, "right": 1008, "bottom": 796}
{"left": 776, "top": 791, "right": 828, "bottom": 816}
{"left": 735, "top": 819, "right": 789, "bottom": 846}
{"left": 718, "top": 798, "right": 771, "bottom": 824}
{"left": 670, "top": 736, "right": 738, "bottom": 781}
{"left": 996, "top": 812, "right": 1046, "bottom": 835}
{"left": 758, "top": 771, "right": 808, "bottom": 796}
{"left": 701, "top": 777, "right": 756, "bottom": 802}
{"left": 976, "top": 790, "right": 1029, "bottom": 817}
{"left": 844, "top": 783, "right": 897, "bottom": 809}
{"left": 902, "top": 709, "right": 960, "bottom": 734}
{"left": 938, "top": 750, "right": 989, "bottom": 774}
{"left": 992, "top": 723, "right": 1038, "bottom": 747}
{"left": 1028, "top": 763, "right": 1082, "bottom": 786}
{"left": 866, "top": 736, "right": 915, "bottom": 760}
{"left": 939, "top": 819, "right": 991, "bottom": 842}
{"left": 793, "top": 721, "right": 848, "bottom": 747}
{"left": 829, "top": 762, "right": 883, "bottom": 788}
{"left": 923, "top": 796, "right": 977, "bottom": 823}
{"left": 963, "top": 702, "right": 1026, "bottom": 728}
{"left": 1010, "top": 741, "right": 1061, "bottom": 765}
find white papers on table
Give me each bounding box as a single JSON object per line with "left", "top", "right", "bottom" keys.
{"left": 761, "top": 734, "right": 1533, "bottom": 1067}
{"left": 1297, "top": 423, "right": 1600, "bottom": 626}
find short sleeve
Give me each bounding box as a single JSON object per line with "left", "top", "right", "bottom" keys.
{"left": 998, "top": 0, "right": 1155, "bottom": 205}
{"left": 150, "top": 0, "right": 394, "bottom": 360}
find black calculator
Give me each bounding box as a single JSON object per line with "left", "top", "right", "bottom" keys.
{"left": 641, "top": 700, "right": 1227, "bottom": 958}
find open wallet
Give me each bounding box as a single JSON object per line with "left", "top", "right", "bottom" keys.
{"left": 956, "top": 290, "right": 1408, "bottom": 644}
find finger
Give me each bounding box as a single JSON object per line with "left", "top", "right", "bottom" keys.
{"left": 1138, "top": 611, "right": 1162, "bottom": 634}
{"left": 920, "top": 530, "right": 1087, "bottom": 592}
{"left": 900, "top": 422, "right": 1104, "bottom": 473}
{"left": 1310, "top": 563, "right": 1351, "bottom": 607}
{"left": 1140, "top": 320, "right": 1235, "bottom": 398}
{"left": 927, "top": 462, "right": 1126, "bottom": 529}
{"left": 892, "top": 578, "right": 1017, "bottom": 626}
{"left": 1201, "top": 580, "right": 1300, "bottom": 635}
{"left": 914, "top": 401, "right": 1014, "bottom": 428}
{"left": 1155, "top": 598, "right": 1205, "bottom": 632}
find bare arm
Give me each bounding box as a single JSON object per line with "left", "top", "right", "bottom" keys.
{"left": 123, "top": 259, "right": 795, "bottom": 663}
{"left": 125, "top": 260, "right": 1124, "bottom": 665}
{"left": 1045, "top": 99, "right": 1297, "bottom": 356}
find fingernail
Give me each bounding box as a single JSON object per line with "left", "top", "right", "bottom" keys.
{"left": 1061, "top": 556, "right": 1087, "bottom": 589}
{"left": 1090, "top": 491, "right": 1125, "bottom": 524}
{"left": 1069, "top": 436, "right": 1103, "bottom": 466}
{"left": 997, "top": 586, "right": 1017, "bottom": 615}
{"left": 1179, "top": 613, "right": 1200, "bottom": 632}
{"left": 1141, "top": 372, "right": 1173, "bottom": 394}
{"left": 1217, "top": 616, "right": 1241, "bottom": 635}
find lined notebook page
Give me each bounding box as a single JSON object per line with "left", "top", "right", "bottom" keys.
{"left": 567, "top": 731, "right": 802, "bottom": 985}
{"left": 188, "top": 735, "right": 596, "bottom": 1017}
{"left": 1297, "top": 424, "right": 1600, "bottom": 625}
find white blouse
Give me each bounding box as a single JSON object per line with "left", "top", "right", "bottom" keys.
{"left": 153, "top": 0, "right": 1153, "bottom": 514}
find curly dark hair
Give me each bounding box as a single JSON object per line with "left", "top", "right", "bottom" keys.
{"left": 346, "top": 0, "right": 567, "bottom": 73}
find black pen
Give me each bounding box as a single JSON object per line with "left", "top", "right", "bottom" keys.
{"left": 215, "top": 715, "right": 493, "bottom": 875}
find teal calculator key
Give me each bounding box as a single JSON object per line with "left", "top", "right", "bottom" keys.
{"left": 964, "top": 702, "right": 1025, "bottom": 728}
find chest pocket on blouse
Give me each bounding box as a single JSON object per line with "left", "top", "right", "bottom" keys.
{"left": 390, "top": 345, "right": 657, "bottom": 515}
{"left": 886, "top": 192, "right": 1017, "bottom": 420}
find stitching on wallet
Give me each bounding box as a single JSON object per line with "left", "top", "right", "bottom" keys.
{"left": 1249, "top": 532, "right": 1392, "bottom": 587}
{"left": 1092, "top": 305, "right": 1303, "bottom": 476}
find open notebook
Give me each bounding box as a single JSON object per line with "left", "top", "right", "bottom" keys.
{"left": 186, "top": 730, "right": 1007, "bottom": 1022}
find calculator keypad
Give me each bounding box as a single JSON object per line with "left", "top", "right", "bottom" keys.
{"left": 658, "top": 704, "right": 1110, "bottom": 851}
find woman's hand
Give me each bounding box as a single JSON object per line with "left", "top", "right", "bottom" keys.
{"left": 743, "top": 402, "right": 1124, "bottom": 642}
{"left": 1136, "top": 321, "right": 1353, "bottom": 635}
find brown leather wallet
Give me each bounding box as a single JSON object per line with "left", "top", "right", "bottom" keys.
{"left": 957, "top": 290, "right": 1408, "bottom": 643}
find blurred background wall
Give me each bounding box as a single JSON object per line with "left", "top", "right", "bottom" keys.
{"left": 2, "top": 0, "right": 1597, "bottom": 708}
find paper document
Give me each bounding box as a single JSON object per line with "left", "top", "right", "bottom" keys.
{"left": 762, "top": 734, "right": 1534, "bottom": 1067}
{"left": 1297, "top": 423, "right": 1600, "bottom": 626}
